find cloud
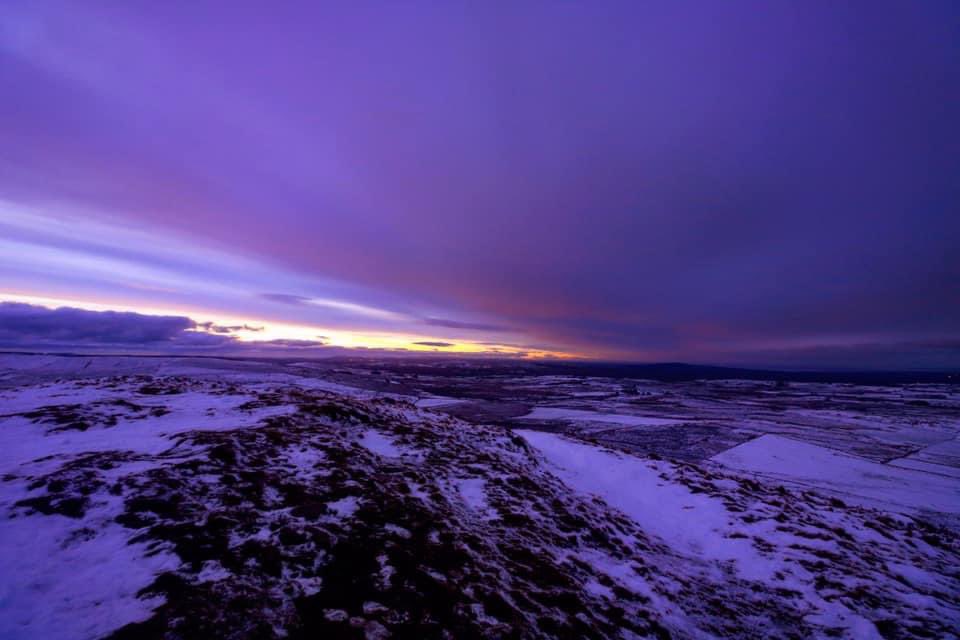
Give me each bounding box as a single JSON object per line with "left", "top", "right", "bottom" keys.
{"left": 255, "top": 338, "right": 326, "bottom": 348}
{"left": 422, "top": 318, "right": 508, "bottom": 332}
{"left": 413, "top": 341, "right": 455, "bottom": 348}
{"left": 0, "top": 302, "right": 226, "bottom": 348}
{"left": 196, "top": 321, "right": 264, "bottom": 334}
{"left": 0, "top": 302, "right": 335, "bottom": 355}
{"left": 260, "top": 293, "right": 404, "bottom": 321}
{"left": 260, "top": 293, "right": 311, "bottom": 306}
{"left": 1, "top": 3, "right": 957, "bottom": 367}
{"left": 0, "top": 303, "right": 332, "bottom": 352}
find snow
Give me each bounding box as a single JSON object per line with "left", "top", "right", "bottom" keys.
{"left": 414, "top": 396, "right": 466, "bottom": 409}
{"left": 803, "top": 602, "right": 883, "bottom": 640}
{"left": 902, "top": 436, "right": 960, "bottom": 469}
{"left": 1, "top": 359, "right": 957, "bottom": 638}
{"left": 456, "top": 478, "right": 489, "bottom": 511}
{"left": 358, "top": 430, "right": 404, "bottom": 458}
{"left": 517, "top": 429, "right": 777, "bottom": 581}
{"left": 889, "top": 456, "right": 960, "bottom": 478}
{"left": 515, "top": 429, "right": 945, "bottom": 638}
{"left": 518, "top": 407, "right": 685, "bottom": 426}
{"left": 406, "top": 481, "right": 430, "bottom": 500}
{"left": 886, "top": 561, "right": 942, "bottom": 590}
{"left": 327, "top": 496, "right": 359, "bottom": 518}
{"left": 282, "top": 375, "right": 369, "bottom": 398}
{"left": 384, "top": 524, "right": 412, "bottom": 539}
{"left": 0, "top": 379, "right": 297, "bottom": 639}
{"left": 568, "top": 548, "right": 695, "bottom": 635}
{"left": 195, "top": 560, "right": 232, "bottom": 583}
{"left": 0, "top": 383, "right": 294, "bottom": 476}
{"left": 285, "top": 445, "right": 327, "bottom": 476}
{"left": 0, "top": 497, "right": 179, "bottom": 640}
{"left": 711, "top": 434, "right": 960, "bottom": 513}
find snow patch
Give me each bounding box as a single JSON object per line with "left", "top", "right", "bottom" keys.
{"left": 712, "top": 434, "right": 960, "bottom": 513}
{"left": 0, "top": 503, "right": 179, "bottom": 640}
{"left": 327, "top": 496, "right": 359, "bottom": 518}
{"left": 456, "top": 478, "right": 489, "bottom": 511}
{"left": 415, "top": 396, "right": 466, "bottom": 409}
{"left": 518, "top": 430, "right": 779, "bottom": 581}
{"left": 358, "top": 430, "right": 404, "bottom": 458}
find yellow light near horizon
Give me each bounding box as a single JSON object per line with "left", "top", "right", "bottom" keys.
{"left": 0, "top": 291, "right": 578, "bottom": 359}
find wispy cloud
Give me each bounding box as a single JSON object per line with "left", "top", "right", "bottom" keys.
{"left": 422, "top": 317, "right": 508, "bottom": 332}
{"left": 196, "top": 321, "right": 264, "bottom": 334}
{"left": 260, "top": 292, "right": 405, "bottom": 321}
{"left": 260, "top": 293, "right": 312, "bottom": 305}
{"left": 256, "top": 338, "right": 327, "bottom": 348}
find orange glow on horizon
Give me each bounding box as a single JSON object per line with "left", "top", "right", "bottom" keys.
{"left": 0, "top": 292, "right": 581, "bottom": 359}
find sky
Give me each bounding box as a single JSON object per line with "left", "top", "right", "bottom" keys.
{"left": 1, "top": 1, "right": 958, "bottom": 369}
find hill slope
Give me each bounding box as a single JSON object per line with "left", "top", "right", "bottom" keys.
{"left": 1, "top": 372, "right": 957, "bottom": 639}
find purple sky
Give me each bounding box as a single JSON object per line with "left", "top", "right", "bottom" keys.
{"left": 1, "top": 1, "right": 958, "bottom": 368}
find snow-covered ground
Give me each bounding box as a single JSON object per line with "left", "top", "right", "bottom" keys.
{"left": 712, "top": 434, "right": 960, "bottom": 515}
{"left": 521, "top": 432, "right": 856, "bottom": 636}
{"left": 414, "top": 396, "right": 467, "bottom": 409}
{"left": 518, "top": 406, "right": 688, "bottom": 426}
{"left": 0, "top": 354, "right": 958, "bottom": 639}
{"left": 520, "top": 430, "right": 959, "bottom": 638}
{"left": 0, "top": 375, "right": 300, "bottom": 639}
{"left": 519, "top": 430, "right": 773, "bottom": 574}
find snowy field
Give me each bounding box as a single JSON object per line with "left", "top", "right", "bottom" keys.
{"left": 518, "top": 406, "right": 689, "bottom": 427}
{"left": 0, "top": 353, "right": 957, "bottom": 639}
{"left": 712, "top": 434, "right": 959, "bottom": 515}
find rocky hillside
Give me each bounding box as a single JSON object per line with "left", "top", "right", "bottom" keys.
{"left": 1, "top": 372, "right": 957, "bottom": 639}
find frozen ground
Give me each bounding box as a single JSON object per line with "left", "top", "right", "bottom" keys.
{"left": 405, "top": 369, "right": 960, "bottom": 527}
{"left": 712, "top": 434, "right": 959, "bottom": 515}
{"left": 0, "top": 353, "right": 957, "bottom": 639}
{"left": 518, "top": 407, "right": 687, "bottom": 427}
